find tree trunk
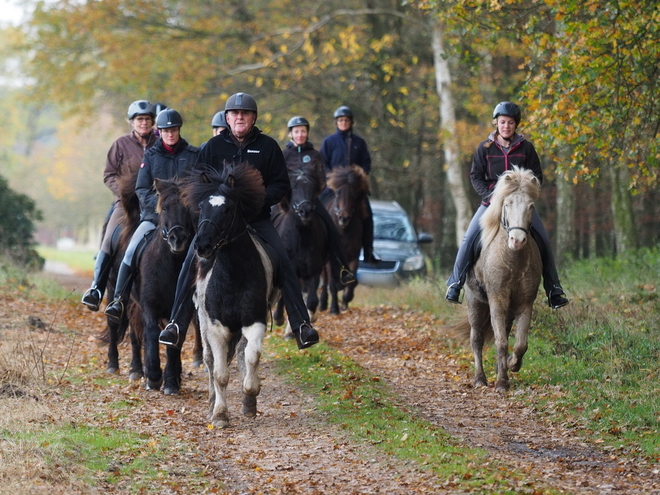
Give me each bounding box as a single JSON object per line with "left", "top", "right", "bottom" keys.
{"left": 610, "top": 164, "right": 638, "bottom": 253}
{"left": 431, "top": 19, "right": 472, "bottom": 247}
{"left": 555, "top": 149, "right": 576, "bottom": 262}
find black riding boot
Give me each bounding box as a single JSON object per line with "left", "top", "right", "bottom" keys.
{"left": 530, "top": 228, "right": 569, "bottom": 309}
{"left": 445, "top": 228, "right": 482, "bottom": 305}
{"left": 160, "top": 241, "right": 196, "bottom": 348}
{"left": 104, "top": 262, "right": 133, "bottom": 323}
{"left": 81, "top": 251, "right": 112, "bottom": 311}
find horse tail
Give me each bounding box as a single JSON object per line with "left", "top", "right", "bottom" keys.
{"left": 447, "top": 318, "right": 495, "bottom": 346}
{"left": 126, "top": 301, "right": 142, "bottom": 345}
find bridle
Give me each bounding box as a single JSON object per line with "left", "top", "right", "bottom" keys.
{"left": 197, "top": 203, "right": 246, "bottom": 254}
{"left": 501, "top": 203, "right": 532, "bottom": 235}
{"left": 161, "top": 223, "right": 190, "bottom": 243}
{"left": 332, "top": 189, "right": 354, "bottom": 220}
{"left": 292, "top": 199, "right": 315, "bottom": 217}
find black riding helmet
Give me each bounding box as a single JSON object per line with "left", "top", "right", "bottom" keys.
{"left": 153, "top": 102, "right": 168, "bottom": 115}
{"left": 127, "top": 100, "right": 155, "bottom": 120}
{"left": 287, "top": 116, "right": 309, "bottom": 129}
{"left": 333, "top": 105, "right": 353, "bottom": 120}
{"left": 156, "top": 109, "right": 183, "bottom": 129}
{"left": 492, "top": 101, "right": 521, "bottom": 125}
{"left": 225, "top": 92, "right": 258, "bottom": 115}
{"left": 211, "top": 111, "right": 227, "bottom": 128}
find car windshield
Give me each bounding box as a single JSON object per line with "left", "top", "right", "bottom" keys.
{"left": 373, "top": 212, "right": 416, "bottom": 242}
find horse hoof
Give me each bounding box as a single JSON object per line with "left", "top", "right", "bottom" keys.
{"left": 145, "top": 379, "right": 163, "bottom": 391}
{"left": 495, "top": 381, "right": 510, "bottom": 393}
{"left": 274, "top": 317, "right": 285, "bottom": 327}
{"left": 211, "top": 415, "right": 230, "bottom": 428}
{"left": 163, "top": 386, "right": 180, "bottom": 396}
{"left": 106, "top": 367, "right": 119, "bottom": 375}
{"left": 473, "top": 379, "right": 488, "bottom": 388}
{"left": 242, "top": 396, "right": 257, "bottom": 417}
{"left": 508, "top": 356, "right": 523, "bottom": 372}
{"left": 128, "top": 371, "right": 144, "bottom": 381}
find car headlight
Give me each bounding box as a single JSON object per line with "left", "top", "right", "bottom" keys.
{"left": 402, "top": 254, "right": 424, "bottom": 271}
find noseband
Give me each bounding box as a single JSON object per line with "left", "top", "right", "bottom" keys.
{"left": 161, "top": 224, "right": 189, "bottom": 242}
{"left": 501, "top": 204, "right": 532, "bottom": 235}
{"left": 292, "top": 199, "right": 315, "bottom": 217}
{"left": 332, "top": 194, "right": 354, "bottom": 220}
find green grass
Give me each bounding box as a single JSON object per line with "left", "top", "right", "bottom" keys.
{"left": 267, "top": 338, "right": 559, "bottom": 494}
{"left": 36, "top": 245, "right": 97, "bottom": 273}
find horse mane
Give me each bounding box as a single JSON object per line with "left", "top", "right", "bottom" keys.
{"left": 183, "top": 162, "right": 265, "bottom": 222}
{"left": 327, "top": 165, "right": 370, "bottom": 197}
{"left": 480, "top": 166, "right": 540, "bottom": 249}
{"left": 154, "top": 178, "right": 181, "bottom": 216}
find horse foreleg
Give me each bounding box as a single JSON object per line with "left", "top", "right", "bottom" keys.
{"left": 319, "top": 267, "right": 329, "bottom": 312}
{"left": 106, "top": 320, "right": 120, "bottom": 375}
{"left": 239, "top": 322, "right": 266, "bottom": 418}
{"left": 304, "top": 277, "right": 320, "bottom": 322}
{"left": 490, "top": 307, "right": 510, "bottom": 393}
{"left": 142, "top": 316, "right": 163, "bottom": 391}
{"left": 128, "top": 320, "right": 144, "bottom": 381}
{"left": 205, "top": 323, "right": 232, "bottom": 428}
{"left": 508, "top": 306, "right": 532, "bottom": 373}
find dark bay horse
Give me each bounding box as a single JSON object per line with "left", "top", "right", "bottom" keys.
{"left": 272, "top": 157, "right": 329, "bottom": 336}
{"left": 127, "top": 177, "right": 200, "bottom": 394}
{"left": 319, "top": 165, "right": 370, "bottom": 314}
{"left": 456, "top": 167, "right": 542, "bottom": 393}
{"left": 183, "top": 163, "right": 280, "bottom": 428}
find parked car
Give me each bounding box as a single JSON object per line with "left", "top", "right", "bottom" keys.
{"left": 356, "top": 200, "right": 433, "bottom": 288}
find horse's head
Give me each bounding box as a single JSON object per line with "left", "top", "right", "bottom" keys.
{"left": 327, "top": 165, "right": 370, "bottom": 230}
{"left": 481, "top": 166, "right": 540, "bottom": 251}
{"left": 183, "top": 163, "right": 265, "bottom": 259}
{"left": 288, "top": 160, "right": 323, "bottom": 225}
{"left": 154, "top": 178, "right": 193, "bottom": 255}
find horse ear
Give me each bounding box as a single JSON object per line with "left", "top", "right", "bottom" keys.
{"left": 200, "top": 173, "right": 211, "bottom": 184}
{"left": 226, "top": 174, "right": 235, "bottom": 188}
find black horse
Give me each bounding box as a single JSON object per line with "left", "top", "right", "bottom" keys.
{"left": 183, "top": 163, "right": 279, "bottom": 428}
{"left": 320, "top": 165, "right": 370, "bottom": 314}
{"left": 272, "top": 157, "right": 329, "bottom": 336}
{"left": 127, "top": 178, "right": 199, "bottom": 394}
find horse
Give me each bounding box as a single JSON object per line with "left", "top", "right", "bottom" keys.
{"left": 272, "top": 156, "right": 329, "bottom": 336}
{"left": 319, "top": 165, "right": 370, "bottom": 314}
{"left": 456, "top": 166, "right": 542, "bottom": 393}
{"left": 98, "top": 173, "right": 141, "bottom": 376}
{"left": 126, "top": 177, "right": 201, "bottom": 394}
{"left": 182, "top": 162, "right": 280, "bottom": 428}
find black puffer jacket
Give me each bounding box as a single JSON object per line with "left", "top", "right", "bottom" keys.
{"left": 470, "top": 132, "right": 543, "bottom": 206}
{"left": 135, "top": 138, "right": 199, "bottom": 223}
{"left": 196, "top": 127, "right": 290, "bottom": 222}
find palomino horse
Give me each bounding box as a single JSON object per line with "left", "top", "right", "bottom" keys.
{"left": 272, "top": 156, "right": 329, "bottom": 335}
{"left": 319, "top": 165, "right": 370, "bottom": 314}
{"left": 183, "top": 163, "right": 279, "bottom": 428}
{"left": 127, "top": 178, "right": 200, "bottom": 395}
{"left": 459, "top": 166, "right": 542, "bottom": 393}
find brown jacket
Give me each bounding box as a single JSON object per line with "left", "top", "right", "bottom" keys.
{"left": 103, "top": 131, "right": 158, "bottom": 200}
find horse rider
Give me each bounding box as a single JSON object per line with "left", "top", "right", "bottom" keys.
{"left": 81, "top": 100, "right": 158, "bottom": 312}
{"left": 158, "top": 92, "right": 320, "bottom": 350}
{"left": 283, "top": 115, "right": 356, "bottom": 286}
{"left": 200, "top": 111, "right": 228, "bottom": 150}
{"left": 320, "top": 105, "right": 379, "bottom": 264}
{"left": 445, "top": 101, "right": 569, "bottom": 309}
{"left": 104, "top": 108, "right": 200, "bottom": 322}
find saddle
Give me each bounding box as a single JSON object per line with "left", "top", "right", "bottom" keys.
{"left": 245, "top": 226, "right": 283, "bottom": 289}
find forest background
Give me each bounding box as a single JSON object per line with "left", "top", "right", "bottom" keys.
{"left": 0, "top": 0, "right": 658, "bottom": 272}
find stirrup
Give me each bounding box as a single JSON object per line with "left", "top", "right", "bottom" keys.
{"left": 159, "top": 322, "right": 181, "bottom": 347}
{"left": 104, "top": 299, "right": 125, "bottom": 323}
{"left": 295, "top": 322, "right": 319, "bottom": 350}
{"left": 548, "top": 289, "right": 569, "bottom": 309}
{"left": 445, "top": 285, "right": 462, "bottom": 304}
{"left": 81, "top": 287, "right": 102, "bottom": 312}
{"left": 339, "top": 267, "right": 356, "bottom": 286}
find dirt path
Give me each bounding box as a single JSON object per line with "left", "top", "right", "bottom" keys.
{"left": 3, "top": 272, "right": 659, "bottom": 494}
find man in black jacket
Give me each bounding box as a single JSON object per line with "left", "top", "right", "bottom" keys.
{"left": 159, "top": 93, "right": 319, "bottom": 350}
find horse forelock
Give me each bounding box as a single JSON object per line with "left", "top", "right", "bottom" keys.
{"left": 184, "top": 162, "right": 265, "bottom": 221}
{"left": 289, "top": 161, "right": 323, "bottom": 194}
{"left": 328, "top": 165, "right": 369, "bottom": 196}
{"left": 155, "top": 179, "right": 180, "bottom": 215}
